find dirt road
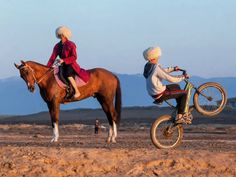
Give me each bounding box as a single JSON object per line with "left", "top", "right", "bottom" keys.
{"left": 0, "top": 123, "right": 235, "bottom": 177}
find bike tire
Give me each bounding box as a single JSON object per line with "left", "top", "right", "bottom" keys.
{"left": 193, "top": 82, "right": 227, "bottom": 116}
{"left": 150, "top": 115, "right": 183, "bottom": 149}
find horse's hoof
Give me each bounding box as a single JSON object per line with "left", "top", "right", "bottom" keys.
{"left": 111, "top": 139, "right": 117, "bottom": 143}
{"left": 50, "top": 137, "right": 58, "bottom": 143}
{"left": 106, "top": 138, "right": 111, "bottom": 144}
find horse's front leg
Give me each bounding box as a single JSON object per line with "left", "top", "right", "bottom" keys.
{"left": 47, "top": 101, "right": 60, "bottom": 142}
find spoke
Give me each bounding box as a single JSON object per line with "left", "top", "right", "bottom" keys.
{"left": 155, "top": 121, "right": 179, "bottom": 147}
{"left": 198, "top": 86, "right": 223, "bottom": 112}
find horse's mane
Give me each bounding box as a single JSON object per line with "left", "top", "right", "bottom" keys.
{"left": 25, "top": 60, "right": 49, "bottom": 69}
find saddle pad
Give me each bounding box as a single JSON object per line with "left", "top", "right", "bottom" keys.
{"left": 54, "top": 67, "right": 87, "bottom": 89}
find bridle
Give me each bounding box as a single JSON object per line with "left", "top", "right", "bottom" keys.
{"left": 19, "top": 65, "right": 55, "bottom": 84}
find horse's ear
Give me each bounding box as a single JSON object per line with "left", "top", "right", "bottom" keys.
{"left": 21, "top": 60, "right": 26, "bottom": 65}
{"left": 14, "top": 63, "right": 20, "bottom": 69}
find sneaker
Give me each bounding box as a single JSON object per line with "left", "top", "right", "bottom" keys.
{"left": 175, "top": 114, "right": 185, "bottom": 124}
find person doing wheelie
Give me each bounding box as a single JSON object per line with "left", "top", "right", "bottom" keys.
{"left": 143, "top": 47, "right": 189, "bottom": 124}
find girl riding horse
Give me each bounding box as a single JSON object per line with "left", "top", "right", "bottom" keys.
{"left": 14, "top": 27, "right": 121, "bottom": 143}
{"left": 47, "top": 26, "right": 89, "bottom": 99}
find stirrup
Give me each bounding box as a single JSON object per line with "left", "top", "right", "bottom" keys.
{"left": 64, "top": 86, "right": 74, "bottom": 100}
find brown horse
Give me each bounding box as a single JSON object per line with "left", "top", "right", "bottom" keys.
{"left": 14, "top": 60, "right": 121, "bottom": 143}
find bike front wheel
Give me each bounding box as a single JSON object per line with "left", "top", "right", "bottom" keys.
{"left": 150, "top": 115, "right": 183, "bottom": 149}
{"left": 193, "top": 82, "right": 227, "bottom": 116}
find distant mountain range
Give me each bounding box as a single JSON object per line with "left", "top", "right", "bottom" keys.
{"left": 0, "top": 74, "right": 236, "bottom": 115}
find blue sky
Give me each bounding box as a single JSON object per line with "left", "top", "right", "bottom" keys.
{"left": 0, "top": 0, "right": 235, "bottom": 78}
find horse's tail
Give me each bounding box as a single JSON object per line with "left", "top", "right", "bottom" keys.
{"left": 115, "top": 77, "right": 122, "bottom": 126}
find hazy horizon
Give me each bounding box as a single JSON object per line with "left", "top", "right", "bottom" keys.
{"left": 1, "top": 71, "right": 236, "bottom": 81}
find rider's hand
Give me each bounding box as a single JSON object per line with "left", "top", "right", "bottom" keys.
{"left": 58, "top": 59, "right": 64, "bottom": 64}
{"left": 174, "top": 66, "right": 180, "bottom": 71}
{"left": 184, "top": 74, "right": 190, "bottom": 79}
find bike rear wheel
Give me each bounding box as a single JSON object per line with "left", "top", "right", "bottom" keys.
{"left": 150, "top": 115, "right": 183, "bottom": 149}
{"left": 193, "top": 82, "right": 227, "bottom": 116}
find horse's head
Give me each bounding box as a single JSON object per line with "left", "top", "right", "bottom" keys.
{"left": 14, "top": 60, "right": 36, "bottom": 93}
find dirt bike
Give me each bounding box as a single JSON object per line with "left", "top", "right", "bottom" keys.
{"left": 150, "top": 69, "right": 227, "bottom": 149}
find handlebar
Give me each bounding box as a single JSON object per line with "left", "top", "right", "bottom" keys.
{"left": 178, "top": 68, "right": 190, "bottom": 80}
{"left": 178, "top": 69, "right": 186, "bottom": 75}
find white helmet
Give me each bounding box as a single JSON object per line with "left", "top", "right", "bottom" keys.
{"left": 55, "top": 26, "right": 72, "bottom": 39}
{"left": 143, "top": 47, "right": 162, "bottom": 61}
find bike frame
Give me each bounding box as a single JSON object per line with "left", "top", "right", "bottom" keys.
{"left": 166, "top": 71, "right": 198, "bottom": 117}
{"left": 183, "top": 79, "right": 194, "bottom": 113}
{"left": 166, "top": 78, "right": 196, "bottom": 123}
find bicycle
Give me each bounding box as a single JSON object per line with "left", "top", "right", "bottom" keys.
{"left": 150, "top": 69, "right": 227, "bottom": 149}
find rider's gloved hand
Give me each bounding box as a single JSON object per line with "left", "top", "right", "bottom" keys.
{"left": 58, "top": 59, "right": 64, "bottom": 64}
{"left": 174, "top": 66, "right": 180, "bottom": 71}
{"left": 184, "top": 74, "right": 190, "bottom": 79}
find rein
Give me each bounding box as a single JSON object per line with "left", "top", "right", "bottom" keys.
{"left": 37, "top": 68, "right": 55, "bottom": 84}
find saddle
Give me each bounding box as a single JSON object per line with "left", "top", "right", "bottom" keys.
{"left": 54, "top": 67, "right": 87, "bottom": 99}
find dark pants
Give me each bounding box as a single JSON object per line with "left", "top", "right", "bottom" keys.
{"left": 156, "top": 84, "right": 187, "bottom": 114}
{"left": 62, "top": 64, "right": 76, "bottom": 78}
{"left": 95, "top": 127, "right": 99, "bottom": 134}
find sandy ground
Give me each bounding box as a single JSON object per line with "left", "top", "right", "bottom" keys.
{"left": 0, "top": 123, "right": 236, "bottom": 177}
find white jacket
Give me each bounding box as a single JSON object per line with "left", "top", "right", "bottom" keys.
{"left": 144, "top": 64, "right": 185, "bottom": 97}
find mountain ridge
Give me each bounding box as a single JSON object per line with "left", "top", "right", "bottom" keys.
{"left": 0, "top": 74, "right": 235, "bottom": 115}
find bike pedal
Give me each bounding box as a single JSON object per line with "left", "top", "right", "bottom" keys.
{"left": 184, "top": 116, "right": 192, "bottom": 124}
{"left": 185, "top": 119, "right": 192, "bottom": 124}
